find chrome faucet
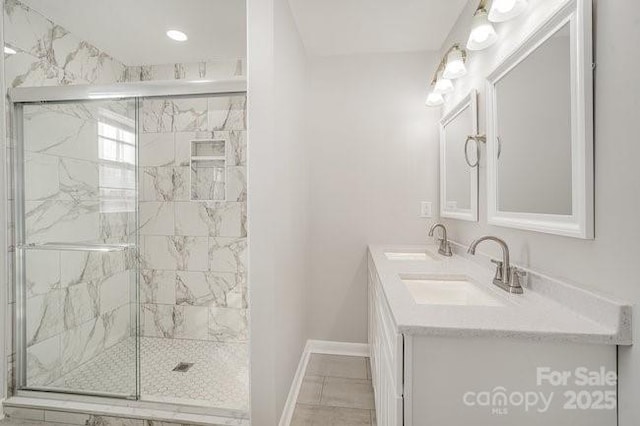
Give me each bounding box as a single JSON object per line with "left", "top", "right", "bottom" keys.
{"left": 428, "top": 223, "right": 453, "bottom": 257}
{"left": 467, "top": 236, "right": 525, "bottom": 294}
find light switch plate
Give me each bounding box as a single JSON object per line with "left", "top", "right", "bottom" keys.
{"left": 420, "top": 201, "right": 433, "bottom": 218}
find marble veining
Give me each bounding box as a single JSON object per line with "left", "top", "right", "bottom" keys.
{"left": 99, "top": 212, "right": 135, "bottom": 241}
{"left": 174, "top": 201, "right": 245, "bottom": 238}
{"left": 142, "top": 167, "right": 189, "bottom": 202}
{"left": 125, "top": 59, "right": 244, "bottom": 83}
{"left": 139, "top": 202, "right": 174, "bottom": 236}
{"left": 168, "top": 236, "right": 209, "bottom": 272}
{"left": 27, "top": 304, "right": 131, "bottom": 387}
{"left": 25, "top": 199, "right": 100, "bottom": 244}
{"left": 191, "top": 162, "right": 226, "bottom": 201}
{"left": 4, "top": 0, "right": 127, "bottom": 88}
{"left": 209, "top": 238, "right": 247, "bottom": 274}
{"left": 208, "top": 96, "right": 247, "bottom": 131}
{"left": 140, "top": 270, "right": 177, "bottom": 305}
{"left": 142, "top": 98, "right": 208, "bottom": 134}
{"left": 176, "top": 271, "right": 246, "bottom": 309}
{"left": 208, "top": 307, "right": 248, "bottom": 343}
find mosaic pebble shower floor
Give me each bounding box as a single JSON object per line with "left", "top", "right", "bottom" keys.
{"left": 54, "top": 337, "right": 248, "bottom": 410}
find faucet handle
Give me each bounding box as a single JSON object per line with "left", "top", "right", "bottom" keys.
{"left": 490, "top": 259, "right": 504, "bottom": 281}
{"left": 511, "top": 268, "right": 527, "bottom": 288}
{"left": 439, "top": 239, "right": 453, "bottom": 257}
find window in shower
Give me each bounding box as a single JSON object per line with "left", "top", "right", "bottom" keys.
{"left": 98, "top": 110, "right": 136, "bottom": 213}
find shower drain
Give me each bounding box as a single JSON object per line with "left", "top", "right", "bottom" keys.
{"left": 172, "top": 362, "right": 194, "bottom": 372}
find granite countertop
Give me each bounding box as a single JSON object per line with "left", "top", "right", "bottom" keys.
{"left": 368, "top": 244, "right": 632, "bottom": 345}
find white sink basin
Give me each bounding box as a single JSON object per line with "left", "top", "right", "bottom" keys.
{"left": 400, "top": 275, "right": 503, "bottom": 307}
{"left": 384, "top": 248, "right": 440, "bottom": 261}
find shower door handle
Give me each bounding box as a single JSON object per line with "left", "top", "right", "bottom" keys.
{"left": 18, "top": 242, "right": 135, "bottom": 252}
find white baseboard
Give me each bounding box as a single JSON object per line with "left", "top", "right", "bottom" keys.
{"left": 278, "top": 343, "right": 312, "bottom": 426}
{"left": 278, "top": 340, "right": 371, "bottom": 426}
{"left": 305, "top": 339, "right": 370, "bottom": 357}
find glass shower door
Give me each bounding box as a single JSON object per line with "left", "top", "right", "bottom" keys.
{"left": 15, "top": 98, "right": 139, "bottom": 398}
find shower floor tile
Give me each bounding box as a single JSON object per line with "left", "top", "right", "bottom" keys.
{"left": 56, "top": 337, "right": 249, "bottom": 411}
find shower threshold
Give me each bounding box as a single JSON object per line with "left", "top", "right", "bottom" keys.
{"left": 5, "top": 392, "right": 249, "bottom": 425}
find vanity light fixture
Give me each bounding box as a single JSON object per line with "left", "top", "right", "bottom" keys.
{"left": 433, "top": 77, "right": 454, "bottom": 95}
{"left": 425, "top": 44, "right": 468, "bottom": 107}
{"left": 467, "top": 1, "right": 498, "bottom": 51}
{"left": 488, "top": 0, "right": 529, "bottom": 22}
{"left": 4, "top": 45, "right": 16, "bottom": 55}
{"left": 442, "top": 45, "right": 467, "bottom": 79}
{"left": 166, "top": 29, "right": 188, "bottom": 42}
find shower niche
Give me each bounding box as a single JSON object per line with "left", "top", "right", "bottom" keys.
{"left": 190, "top": 137, "right": 228, "bottom": 201}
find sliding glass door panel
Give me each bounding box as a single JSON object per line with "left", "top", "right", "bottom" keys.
{"left": 16, "top": 99, "right": 139, "bottom": 398}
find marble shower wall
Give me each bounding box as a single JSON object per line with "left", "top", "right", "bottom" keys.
{"left": 22, "top": 100, "right": 137, "bottom": 389}
{"left": 139, "top": 94, "right": 248, "bottom": 343}
{"left": 3, "top": 0, "right": 127, "bottom": 89}
{"left": 3, "top": 0, "right": 244, "bottom": 90}
{"left": 124, "top": 59, "right": 244, "bottom": 83}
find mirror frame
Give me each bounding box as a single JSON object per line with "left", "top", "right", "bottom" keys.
{"left": 439, "top": 90, "right": 479, "bottom": 222}
{"left": 485, "top": 0, "right": 593, "bottom": 239}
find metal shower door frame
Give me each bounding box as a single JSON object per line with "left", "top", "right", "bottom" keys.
{"left": 9, "top": 78, "right": 247, "bottom": 401}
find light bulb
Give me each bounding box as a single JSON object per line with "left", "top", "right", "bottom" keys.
{"left": 467, "top": 8, "right": 498, "bottom": 51}
{"left": 443, "top": 49, "right": 467, "bottom": 79}
{"left": 166, "top": 30, "right": 188, "bottom": 42}
{"left": 473, "top": 26, "right": 491, "bottom": 43}
{"left": 425, "top": 92, "right": 444, "bottom": 107}
{"left": 433, "top": 78, "right": 454, "bottom": 95}
{"left": 495, "top": 0, "right": 516, "bottom": 13}
{"left": 489, "top": 0, "right": 528, "bottom": 22}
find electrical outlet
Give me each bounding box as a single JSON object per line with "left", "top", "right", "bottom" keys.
{"left": 420, "top": 201, "right": 433, "bottom": 218}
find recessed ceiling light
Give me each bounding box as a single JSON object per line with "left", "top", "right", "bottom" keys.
{"left": 166, "top": 30, "right": 188, "bottom": 42}
{"left": 4, "top": 45, "right": 17, "bottom": 55}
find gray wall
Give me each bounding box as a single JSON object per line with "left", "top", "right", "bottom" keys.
{"left": 439, "top": 0, "right": 640, "bottom": 424}
{"left": 305, "top": 52, "right": 441, "bottom": 343}
{"left": 248, "top": 0, "right": 310, "bottom": 422}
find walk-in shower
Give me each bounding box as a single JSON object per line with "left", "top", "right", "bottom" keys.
{"left": 10, "top": 80, "right": 249, "bottom": 418}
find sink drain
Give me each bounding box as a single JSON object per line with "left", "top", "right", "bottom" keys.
{"left": 172, "top": 362, "right": 194, "bottom": 372}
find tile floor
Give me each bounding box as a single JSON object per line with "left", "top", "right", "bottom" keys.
{"left": 291, "top": 354, "right": 376, "bottom": 425}
{"left": 50, "top": 337, "right": 248, "bottom": 411}
{"left": 0, "top": 416, "right": 201, "bottom": 425}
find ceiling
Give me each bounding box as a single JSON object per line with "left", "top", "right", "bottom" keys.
{"left": 288, "top": 0, "right": 468, "bottom": 56}
{"left": 21, "top": 0, "right": 247, "bottom": 66}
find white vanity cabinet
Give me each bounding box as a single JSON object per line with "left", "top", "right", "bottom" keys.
{"left": 367, "top": 255, "right": 619, "bottom": 426}
{"left": 368, "top": 257, "right": 403, "bottom": 426}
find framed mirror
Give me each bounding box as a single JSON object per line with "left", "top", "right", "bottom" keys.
{"left": 439, "top": 90, "right": 478, "bottom": 222}
{"left": 485, "top": 0, "right": 593, "bottom": 238}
